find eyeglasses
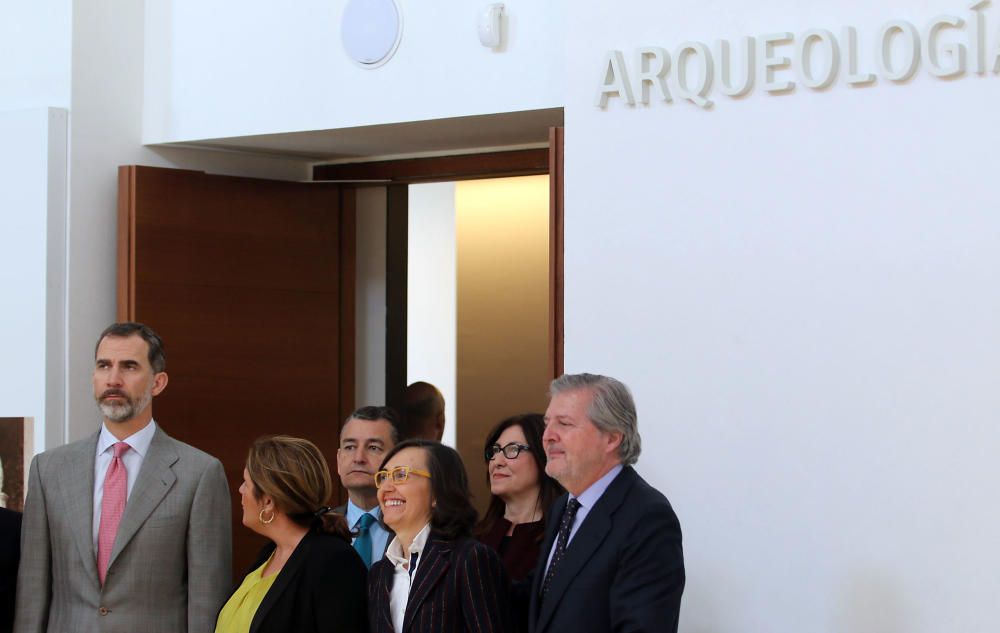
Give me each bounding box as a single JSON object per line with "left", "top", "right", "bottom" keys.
{"left": 485, "top": 442, "right": 532, "bottom": 461}
{"left": 374, "top": 466, "right": 432, "bottom": 489}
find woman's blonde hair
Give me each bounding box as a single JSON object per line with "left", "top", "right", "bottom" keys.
{"left": 246, "top": 435, "right": 349, "bottom": 539}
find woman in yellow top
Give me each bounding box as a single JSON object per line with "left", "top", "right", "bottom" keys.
{"left": 216, "top": 435, "right": 368, "bottom": 633}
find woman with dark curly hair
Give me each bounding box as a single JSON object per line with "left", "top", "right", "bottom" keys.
{"left": 368, "top": 439, "right": 514, "bottom": 633}
{"left": 215, "top": 435, "right": 367, "bottom": 633}
{"left": 476, "top": 413, "right": 564, "bottom": 582}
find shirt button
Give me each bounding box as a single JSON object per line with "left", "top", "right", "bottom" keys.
{"left": 99, "top": 607, "right": 109, "bottom": 616}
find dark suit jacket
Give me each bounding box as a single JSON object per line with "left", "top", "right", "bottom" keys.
{"left": 239, "top": 530, "right": 368, "bottom": 633}
{"left": 528, "top": 466, "right": 685, "bottom": 633}
{"left": 0, "top": 508, "right": 21, "bottom": 633}
{"left": 368, "top": 535, "right": 515, "bottom": 633}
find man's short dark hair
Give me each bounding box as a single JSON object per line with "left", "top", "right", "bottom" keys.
{"left": 95, "top": 322, "right": 166, "bottom": 373}
{"left": 345, "top": 405, "right": 401, "bottom": 444}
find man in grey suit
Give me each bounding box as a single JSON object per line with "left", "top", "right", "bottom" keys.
{"left": 15, "top": 322, "right": 232, "bottom": 633}
{"left": 334, "top": 405, "right": 399, "bottom": 568}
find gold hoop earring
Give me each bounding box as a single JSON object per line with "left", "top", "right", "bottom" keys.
{"left": 259, "top": 508, "right": 275, "bottom": 525}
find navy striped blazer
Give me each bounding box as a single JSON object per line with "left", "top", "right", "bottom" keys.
{"left": 368, "top": 535, "right": 516, "bottom": 633}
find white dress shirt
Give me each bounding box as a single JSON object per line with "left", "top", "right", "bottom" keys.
{"left": 92, "top": 420, "right": 157, "bottom": 551}
{"left": 385, "top": 522, "right": 431, "bottom": 633}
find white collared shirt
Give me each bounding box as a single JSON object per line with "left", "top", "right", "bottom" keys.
{"left": 385, "top": 522, "right": 431, "bottom": 633}
{"left": 92, "top": 421, "right": 157, "bottom": 551}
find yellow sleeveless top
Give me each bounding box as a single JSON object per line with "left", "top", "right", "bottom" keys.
{"left": 214, "top": 554, "right": 278, "bottom": 633}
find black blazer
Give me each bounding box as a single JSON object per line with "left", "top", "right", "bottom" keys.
{"left": 0, "top": 508, "right": 21, "bottom": 633}
{"left": 236, "top": 530, "right": 368, "bottom": 633}
{"left": 528, "top": 466, "right": 685, "bottom": 633}
{"left": 368, "top": 535, "right": 515, "bottom": 633}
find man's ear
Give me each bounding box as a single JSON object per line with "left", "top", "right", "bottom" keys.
{"left": 605, "top": 431, "right": 623, "bottom": 455}
{"left": 152, "top": 371, "right": 169, "bottom": 396}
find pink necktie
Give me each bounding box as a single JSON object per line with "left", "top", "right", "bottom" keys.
{"left": 98, "top": 441, "right": 130, "bottom": 585}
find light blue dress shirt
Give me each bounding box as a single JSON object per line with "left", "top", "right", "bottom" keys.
{"left": 345, "top": 499, "right": 392, "bottom": 564}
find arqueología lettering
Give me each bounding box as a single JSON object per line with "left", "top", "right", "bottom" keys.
{"left": 596, "top": 1, "right": 999, "bottom": 109}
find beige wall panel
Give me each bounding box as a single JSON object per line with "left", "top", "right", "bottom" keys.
{"left": 456, "top": 175, "right": 550, "bottom": 513}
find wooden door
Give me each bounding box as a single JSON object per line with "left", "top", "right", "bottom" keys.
{"left": 117, "top": 165, "right": 355, "bottom": 578}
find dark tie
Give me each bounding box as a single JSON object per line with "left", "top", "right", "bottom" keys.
{"left": 540, "top": 498, "right": 581, "bottom": 599}
{"left": 353, "top": 513, "right": 376, "bottom": 568}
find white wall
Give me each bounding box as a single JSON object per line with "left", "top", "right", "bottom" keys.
{"left": 356, "top": 186, "right": 388, "bottom": 407}
{"left": 0, "top": 2, "right": 72, "bottom": 455}
{"left": 0, "top": 108, "right": 68, "bottom": 456}
{"left": 565, "top": 1, "right": 1000, "bottom": 631}
{"left": 0, "top": 0, "right": 72, "bottom": 111}
{"left": 143, "top": 0, "right": 565, "bottom": 143}
{"left": 407, "top": 183, "right": 457, "bottom": 448}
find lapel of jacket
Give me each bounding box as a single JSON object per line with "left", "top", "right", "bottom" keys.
{"left": 530, "top": 496, "right": 564, "bottom": 616}
{"left": 65, "top": 432, "right": 101, "bottom": 586}
{"left": 249, "top": 534, "right": 311, "bottom": 633}
{"left": 372, "top": 559, "right": 395, "bottom": 633}
{"left": 108, "top": 426, "right": 178, "bottom": 570}
{"left": 534, "top": 467, "right": 636, "bottom": 633}
{"left": 403, "top": 537, "right": 453, "bottom": 633}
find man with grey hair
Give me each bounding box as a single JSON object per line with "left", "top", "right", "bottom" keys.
{"left": 528, "top": 373, "right": 685, "bottom": 633}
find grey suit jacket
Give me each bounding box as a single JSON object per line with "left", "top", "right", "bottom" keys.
{"left": 14, "top": 425, "right": 232, "bottom": 633}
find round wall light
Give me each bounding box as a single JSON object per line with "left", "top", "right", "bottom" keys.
{"left": 341, "top": 0, "right": 403, "bottom": 68}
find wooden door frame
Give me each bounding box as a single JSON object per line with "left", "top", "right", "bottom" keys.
{"left": 312, "top": 135, "right": 565, "bottom": 409}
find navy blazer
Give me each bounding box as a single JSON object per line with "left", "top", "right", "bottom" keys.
{"left": 368, "top": 535, "right": 515, "bottom": 633}
{"left": 528, "top": 466, "right": 685, "bottom": 633}
{"left": 238, "top": 530, "right": 368, "bottom": 633}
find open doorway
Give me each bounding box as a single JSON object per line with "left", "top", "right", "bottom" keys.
{"left": 340, "top": 140, "right": 563, "bottom": 512}
{"left": 406, "top": 175, "right": 552, "bottom": 510}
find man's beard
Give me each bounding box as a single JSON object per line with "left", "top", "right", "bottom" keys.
{"left": 97, "top": 388, "right": 153, "bottom": 423}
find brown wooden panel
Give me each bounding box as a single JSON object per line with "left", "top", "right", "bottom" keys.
{"left": 385, "top": 185, "right": 408, "bottom": 411}
{"left": 120, "top": 165, "right": 350, "bottom": 579}
{"left": 549, "top": 128, "right": 565, "bottom": 378}
{"left": 116, "top": 166, "right": 136, "bottom": 320}
{"left": 312, "top": 148, "right": 549, "bottom": 184}
{"left": 339, "top": 186, "right": 357, "bottom": 425}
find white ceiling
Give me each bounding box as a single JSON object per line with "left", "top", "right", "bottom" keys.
{"left": 158, "top": 108, "right": 564, "bottom": 162}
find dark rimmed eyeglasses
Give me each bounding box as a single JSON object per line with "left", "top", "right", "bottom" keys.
{"left": 485, "top": 442, "right": 531, "bottom": 461}
{"left": 374, "top": 465, "right": 431, "bottom": 489}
